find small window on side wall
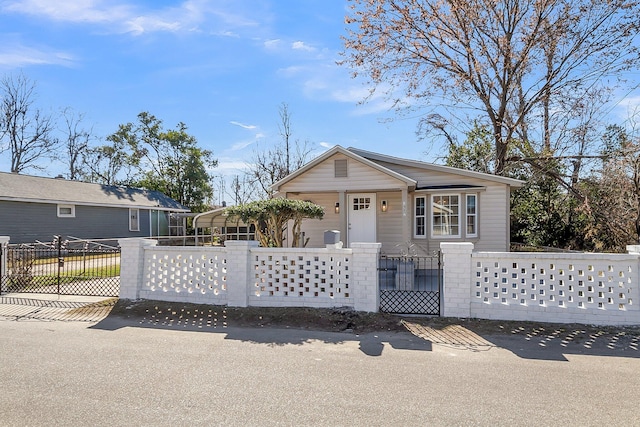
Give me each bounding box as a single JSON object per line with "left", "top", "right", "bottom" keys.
{"left": 129, "top": 208, "right": 140, "bottom": 232}
{"left": 57, "top": 204, "right": 75, "bottom": 218}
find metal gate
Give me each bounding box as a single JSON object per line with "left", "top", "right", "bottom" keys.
{"left": 378, "top": 252, "right": 441, "bottom": 315}
{"left": 0, "top": 237, "right": 120, "bottom": 297}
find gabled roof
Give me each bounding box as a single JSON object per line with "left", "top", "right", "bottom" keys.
{"left": 0, "top": 172, "right": 189, "bottom": 211}
{"left": 347, "top": 147, "right": 525, "bottom": 187}
{"left": 272, "top": 145, "right": 524, "bottom": 192}
{"left": 271, "top": 145, "right": 417, "bottom": 191}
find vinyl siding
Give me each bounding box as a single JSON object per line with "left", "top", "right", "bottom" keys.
{"left": 287, "top": 193, "right": 340, "bottom": 247}
{"left": 376, "top": 191, "right": 405, "bottom": 254}
{"left": 475, "top": 185, "right": 509, "bottom": 251}
{"left": 0, "top": 201, "right": 152, "bottom": 244}
{"left": 279, "top": 153, "right": 407, "bottom": 193}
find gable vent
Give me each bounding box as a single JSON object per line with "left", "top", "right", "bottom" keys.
{"left": 334, "top": 159, "right": 348, "bottom": 178}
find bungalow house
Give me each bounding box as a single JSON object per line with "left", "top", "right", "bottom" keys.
{"left": 0, "top": 172, "right": 189, "bottom": 244}
{"left": 271, "top": 146, "right": 524, "bottom": 254}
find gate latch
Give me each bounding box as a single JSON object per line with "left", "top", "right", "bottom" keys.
{"left": 58, "top": 257, "right": 64, "bottom": 267}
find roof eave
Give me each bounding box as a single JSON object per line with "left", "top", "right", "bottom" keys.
{"left": 348, "top": 147, "right": 525, "bottom": 187}
{"left": 271, "top": 145, "right": 416, "bottom": 191}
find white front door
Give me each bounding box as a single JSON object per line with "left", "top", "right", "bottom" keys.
{"left": 348, "top": 193, "right": 376, "bottom": 246}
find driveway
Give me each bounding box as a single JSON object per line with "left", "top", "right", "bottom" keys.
{"left": 1, "top": 295, "right": 640, "bottom": 426}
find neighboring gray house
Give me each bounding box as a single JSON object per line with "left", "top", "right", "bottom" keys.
{"left": 271, "top": 146, "right": 524, "bottom": 254}
{"left": 0, "top": 172, "right": 189, "bottom": 244}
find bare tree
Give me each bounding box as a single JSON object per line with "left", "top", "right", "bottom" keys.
{"left": 0, "top": 72, "right": 58, "bottom": 173}
{"left": 58, "top": 107, "right": 93, "bottom": 180}
{"left": 278, "top": 102, "right": 293, "bottom": 175}
{"left": 342, "top": 0, "right": 640, "bottom": 175}
{"left": 249, "top": 103, "right": 313, "bottom": 198}
{"left": 579, "top": 123, "right": 640, "bottom": 250}
{"left": 229, "top": 174, "right": 257, "bottom": 205}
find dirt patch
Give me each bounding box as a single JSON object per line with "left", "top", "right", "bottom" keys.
{"left": 111, "top": 299, "right": 404, "bottom": 332}
{"left": 109, "top": 299, "right": 640, "bottom": 339}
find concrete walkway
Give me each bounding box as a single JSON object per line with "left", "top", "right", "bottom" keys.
{"left": 0, "top": 292, "right": 116, "bottom": 322}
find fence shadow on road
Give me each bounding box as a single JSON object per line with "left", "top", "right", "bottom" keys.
{"left": 87, "top": 300, "right": 640, "bottom": 360}
{"left": 480, "top": 325, "right": 640, "bottom": 361}
{"left": 403, "top": 319, "right": 640, "bottom": 361}
{"left": 89, "top": 302, "right": 433, "bottom": 357}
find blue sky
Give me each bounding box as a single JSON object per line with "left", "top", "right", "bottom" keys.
{"left": 0, "top": 0, "right": 432, "bottom": 193}
{"left": 1, "top": 0, "right": 639, "bottom": 200}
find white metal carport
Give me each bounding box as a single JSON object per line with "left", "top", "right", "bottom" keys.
{"left": 192, "top": 208, "right": 254, "bottom": 245}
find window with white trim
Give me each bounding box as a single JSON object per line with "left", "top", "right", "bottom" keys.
{"left": 466, "top": 194, "right": 477, "bottom": 237}
{"left": 57, "top": 204, "right": 75, "bottom": 218}
{"left": 414, "top": 196, "right": 426, "bottom": 237}
{"left": 432, "top": 194, "right": 460, "bottom": 237}
{"left": 129, "top": 208, "right": 140, "bottom": 232}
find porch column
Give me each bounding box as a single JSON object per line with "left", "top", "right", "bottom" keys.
{"left": 338, "top": 191, "right": 347, "bottom": 245}
{"left": 401, "top": 188, "right": 410, "bottom": 244}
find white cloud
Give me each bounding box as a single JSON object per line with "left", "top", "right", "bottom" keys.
{"left": 2, "top": 0, "right": 133, "bottom": 26}
{"left": 230, "top": 121, "right": 257, "bottom": 130}
{"left": 319, "top": 141, "right": 333, "bottom": 148}
{"left": 126, "top": 16, "right": 182, "bottom": 35}
{"left": 616, "top": 95, "right": 640, "bottom": 110}
{"left": 291, "top": 41, "right": 315, "bottom": 52}
{"left": 216, "top": 30, "right": 240, "bottom": 38}
{"left": 227, "top": 129, "right": 264, "bottom": 152}
{"left": 277, "top": 65, "right": 304, "bottom": 77}
{"left": 329, "top": 86, "right": 373, "bottom": 103}
{"left": 229, "top": 140, "right": 255, "bottom": 151}
{"left": 215, "top": 157, "right": 249, "bottom": 174}
{"left": 301, "top": 65, "right": 399, "bottom": 115}
{"left": 0, "top": 43, "right": 75, "bottom": 68}
{"left": 2, "top": 0, "right": 260, "bottom": 36}
{"left": 263, "top": 39, "right": 281, "bottom": 49}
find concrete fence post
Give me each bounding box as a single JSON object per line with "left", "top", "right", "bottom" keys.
{"left": 351, "top": 242, "right": 382, "bottom": 312}
{"left": 224, "top": 240, "right": 260, "bottom": 307}
{"left": 440, "top": 242, "right": 474, "bottom": 318}
{"left": 0, "top": 236, "right": 9, "bottom": 294}
{"left": 118, "top": 238, "right": 157, "bottom": 300}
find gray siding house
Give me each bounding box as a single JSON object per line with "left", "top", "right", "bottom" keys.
{"left": 0, "top": 172, "right": 189, "bottom": 244}
{"left": 272, "top": 146, "right": 524, "bottom": 254}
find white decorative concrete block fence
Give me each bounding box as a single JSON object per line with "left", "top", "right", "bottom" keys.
{"left": 116, "top": 237, "right": 640, "bottom": 325}
{"left": 119, "top": 238, "right": 381, "bottom": 312}
{"left": 440, "top": 243, "right": 640, "bottom": 326}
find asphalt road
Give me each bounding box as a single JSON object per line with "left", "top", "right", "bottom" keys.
{"left": 2, "top": 312, "right": 640, "bottom": 426}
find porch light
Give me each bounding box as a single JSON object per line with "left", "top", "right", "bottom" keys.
{"left": 381, "top": 200, "right": 388, "bottom": 212}
{"left": 335, "top": 202, "right": 340, "bottom": 214}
